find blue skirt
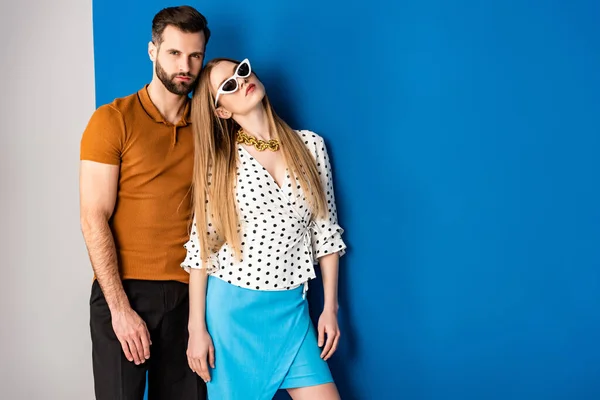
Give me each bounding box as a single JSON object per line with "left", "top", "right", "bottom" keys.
{"left": 205, "top": 275, "right": 333, "bottom": 400}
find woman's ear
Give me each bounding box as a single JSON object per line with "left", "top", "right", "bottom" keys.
{"left": 215, "top": 106, "right": 232, "bottom": 120}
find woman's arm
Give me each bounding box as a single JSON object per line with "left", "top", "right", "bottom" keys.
{"left": 319, "top": 252, "right": 340, "bottom": 313}
{"left": 189, "top": 268, "right": 209, "bottom": 332}
{"left": 309, "top": 133, "right": 346, "bottom": 361}
{"left": 317, "top": 252, "right": 341, "bottom": 361}
{"left": 187, "top": 269, "right": 215, "bottom": 383}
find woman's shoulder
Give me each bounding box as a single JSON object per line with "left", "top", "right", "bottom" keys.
{"left": 295, "top": 129, "right": 323, "bottom": 141}
{"left": 294, "top": 129, "right": 325, "bottom": 152}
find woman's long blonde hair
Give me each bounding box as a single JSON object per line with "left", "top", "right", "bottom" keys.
{"left": 190, "top": 58, "right": 327, "bottom": 267}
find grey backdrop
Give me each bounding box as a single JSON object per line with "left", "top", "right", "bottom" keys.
{"left": 1, "top": 0, "right": 96, "bottom": 398}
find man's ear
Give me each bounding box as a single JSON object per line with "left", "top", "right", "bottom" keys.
{"left": 148, "top": 41, "right": 157, "bottom": 62}
{"left": 215, "top": 107, "right": 232, "bottom": 120}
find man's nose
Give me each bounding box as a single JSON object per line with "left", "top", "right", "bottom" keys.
{"left": 179, "top": 58, "right": 190, "bottom": 73}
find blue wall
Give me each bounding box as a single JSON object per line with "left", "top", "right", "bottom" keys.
{"left": 93, "top": 1, "right": 600, "bottom": 399}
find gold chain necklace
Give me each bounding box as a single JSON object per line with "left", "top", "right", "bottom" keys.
{"left": 236, "top": 128, "right": 280, "bottom": 152}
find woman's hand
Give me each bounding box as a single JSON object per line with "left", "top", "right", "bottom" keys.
{"left": 317, "top": 309, "right": 341, "bottom": 361}
{"left": 187, "top": 328, "right": 215, "bottom": 383}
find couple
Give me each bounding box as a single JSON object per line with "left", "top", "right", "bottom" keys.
{"left": 80, "top": 5, "right": 347, "bottom": 400}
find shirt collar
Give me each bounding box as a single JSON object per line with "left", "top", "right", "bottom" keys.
{"left": 137, "top": 84, "right": 192, "bottom": 126}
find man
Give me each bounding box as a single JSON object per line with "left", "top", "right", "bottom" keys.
{"left": 79, "top": 6, "right": 210, "bottom": 399}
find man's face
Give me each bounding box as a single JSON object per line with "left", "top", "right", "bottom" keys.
{"left": 151, "top": 25, "right": 206, "bottom": 95}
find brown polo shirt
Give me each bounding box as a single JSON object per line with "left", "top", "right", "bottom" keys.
{"left": 80, "top": 85, "right": 194, "bottom": 283}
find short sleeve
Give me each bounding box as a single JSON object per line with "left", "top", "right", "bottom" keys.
{"left": 309, "top": 135, "right": 347, "bottom": 260}
{"left": 80, "top": 104, "right": 124, "bottom": 165}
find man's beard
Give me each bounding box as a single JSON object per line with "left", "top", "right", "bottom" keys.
{"left": 156, "top": 60, "right": 197, "bottom": 96}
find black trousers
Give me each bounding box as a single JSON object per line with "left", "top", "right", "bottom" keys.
{"left": 90, "top": 279, "right": 207, "bottom": 400}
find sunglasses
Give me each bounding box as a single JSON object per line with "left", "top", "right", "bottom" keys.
{"left": 214, "top": 58, "right": 252, "bottom": 107}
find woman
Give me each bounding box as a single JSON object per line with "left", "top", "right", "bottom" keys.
{"left": 181, "top": 57, "right": 347, "bottom": 400}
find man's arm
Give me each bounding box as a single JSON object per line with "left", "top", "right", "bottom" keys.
{"left": 79, "top": 160, "right": 150, "bottom": 365}
{"left": 79, "top": 160, "right": 126, "bottom": 310}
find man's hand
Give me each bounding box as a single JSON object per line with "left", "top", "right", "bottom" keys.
{"left": 111, "top": 307, "right": 152, "bottom": 364}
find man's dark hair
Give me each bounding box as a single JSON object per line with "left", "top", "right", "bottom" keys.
{"left": 152, "top": 5, "right": 211, "bottom": 46}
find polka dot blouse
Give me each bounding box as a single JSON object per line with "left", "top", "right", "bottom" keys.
{"left": 181, "top": 130, "right": 347, "bottom": 292}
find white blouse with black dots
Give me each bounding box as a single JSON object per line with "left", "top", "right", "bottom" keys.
{"left": 181, "top": 130, "right": 346, "bottom": 292}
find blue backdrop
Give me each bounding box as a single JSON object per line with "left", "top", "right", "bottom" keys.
{"left": 93, "top": 1, "right": 600, "bottom": 399}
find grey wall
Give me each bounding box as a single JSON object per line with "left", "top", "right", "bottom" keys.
{"left": 0, "top": 1, "right": 96, "bottom": 398}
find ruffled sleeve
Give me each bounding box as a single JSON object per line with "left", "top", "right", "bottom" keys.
{"left": 309, "top": 135, "right": 347, "bottom": 260}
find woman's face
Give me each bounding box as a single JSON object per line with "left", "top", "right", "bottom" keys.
{"left": 210, "top": 59, "right": 266, "bottom": 117}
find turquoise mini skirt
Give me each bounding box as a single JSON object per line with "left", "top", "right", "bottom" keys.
{"left": 205, "top": 275, "right": 333, "bottom": 399}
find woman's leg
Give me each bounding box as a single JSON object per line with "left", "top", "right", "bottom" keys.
{"left": 287, "top": 383, "right": 341, "bottom": 400}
